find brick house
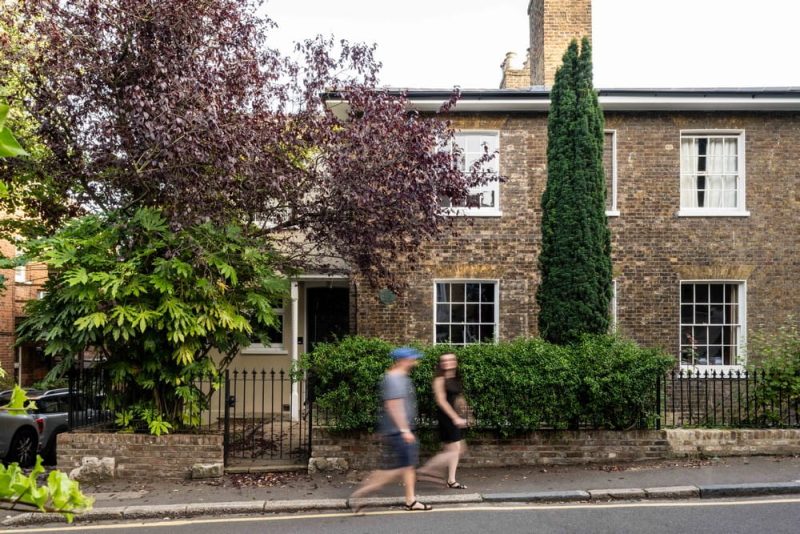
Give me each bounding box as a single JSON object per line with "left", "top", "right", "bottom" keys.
{"left": 239, "top": 0, "right": 799, "bottom": 381}
{"left": 0, "top": 238, "right": 49, "bottom": 385}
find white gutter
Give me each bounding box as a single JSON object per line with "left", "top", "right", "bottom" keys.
{"left": 325, "top": 96, "right": 800, "bottom": 116}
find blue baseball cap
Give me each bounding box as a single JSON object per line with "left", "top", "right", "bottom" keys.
{"left": 390, "top": 346, "right": 422, "bottom": 360}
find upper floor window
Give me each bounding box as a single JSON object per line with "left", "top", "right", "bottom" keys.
{"left": 679, "top": 131, "right": 748, "bottom": 216}
{"left": 14, "top": 249, "right": 26, "bottom": 283}
{"left": 441, "top": 131, "right": 500, "bottom": 216}
{"left": 604, "top": 130, "right": 619, "bottom": 216}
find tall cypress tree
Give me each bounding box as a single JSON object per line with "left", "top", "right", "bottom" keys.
{"left": 536, "top": 37, "right": 612, "bottom": 345}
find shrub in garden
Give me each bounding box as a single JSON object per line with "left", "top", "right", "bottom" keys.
{"left": 749, "top": 321, "right": 800, "bottom": 425}
{"left": 571, "top": 335, "right": 674, "bottom": 429}
{"left": 303, "top": 335, "right": 672, "bottom": 434}
{"left": 299, "top": 336, "right": 394, "bottom": 432}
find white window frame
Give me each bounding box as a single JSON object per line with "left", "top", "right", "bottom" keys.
{"left": 610, "top": 278, "right": 618, "bottom": 333}
{"left": 678, "top": 280, "right": 747, "bottom": 374}
{"left": 605, "top": 129, "right": 620, "bottom": 217}
{"left": 241, "top": 308, "right": 288, "bottom": 355}
{"left": 13, "top": 248, "right": 27, "bottom": 284}
{"left": 432, "top": 279, "right": 500, "bottom": 345}
{"left": 444, "top": 130, "right": 502, "bottom": 217}
{"left": 678, "top": 130, "right": 749, "bottom": 217}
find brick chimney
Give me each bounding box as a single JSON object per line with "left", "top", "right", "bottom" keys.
{"left": 529, "top": 0, "right": 592, "bottom": 87}
{"left": 500, "top": 51, "right": 531, "bottom": 89}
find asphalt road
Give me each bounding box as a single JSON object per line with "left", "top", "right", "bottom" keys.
{"left": 7, "top": 498, "right": 800, "bottom": 534}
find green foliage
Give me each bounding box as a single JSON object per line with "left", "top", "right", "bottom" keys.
{"left": 298, "top": 336, "right": 394, "bottom": 431}
{"left": 302, "top": 335, "right": 673, "bottom": 436}
{"left": 0, "top": 457, "right": 93, "bottom": 522}
{"left": 17, "top": 207, "right": 288, "bottom": 433}
{"left": 1, "top": 385, "right": 35, "bottom": 414}
{"left": 537, "top": 37, "right": 612, "bottom": 345}
{"left": 0, "top": 100, "right": 28, "bottom": 158}
{"left": 749, "top": 320, "right": 800, "bottom": 424}
{"left": 572, "top": 335, "right": 674, "bottom": 429}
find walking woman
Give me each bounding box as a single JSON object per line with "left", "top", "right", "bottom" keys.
{"left": 417, "top": 352, "right": 468, "bottom": 489}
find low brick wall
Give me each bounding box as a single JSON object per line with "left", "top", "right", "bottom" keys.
{"left": 58, "top": 432, "right": 223, "bottom": 479}
{"left": 665, "top": 429, "right": 800, "bottom": 457}
{"left": 311, "top": 428, "right": 800, "bottom": 471}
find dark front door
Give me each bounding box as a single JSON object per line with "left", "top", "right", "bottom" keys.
{"left": 306, "top": 287, "right": 350, "bottom": 353}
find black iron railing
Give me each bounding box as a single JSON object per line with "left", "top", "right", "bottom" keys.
{"left": 658, "top": 368, "right": 800, "bottom": 428}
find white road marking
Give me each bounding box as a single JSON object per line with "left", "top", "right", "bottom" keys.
{"left": 5, "top": 497, "right": 800, "bottom": 533}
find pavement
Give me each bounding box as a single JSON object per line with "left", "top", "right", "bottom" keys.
{"left": 3, "top": 455, "right": 800, "bottom": 527}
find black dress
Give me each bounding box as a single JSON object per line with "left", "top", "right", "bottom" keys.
{"left": 438, "top": 377, "right": 464, "bottom": 444}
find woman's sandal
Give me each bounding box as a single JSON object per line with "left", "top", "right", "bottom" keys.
{"left": 447, "top": 481, "right": 468, "bottom": 489}
{"left": 404, "top": 500, "right": 433, "bottom": 511}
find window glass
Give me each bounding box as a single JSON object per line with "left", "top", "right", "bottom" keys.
{"left": 680, "top": 282, "right": 742, "bottom": 366}
{"left": 434, "top": 281, "right": 497, "bottom": 345}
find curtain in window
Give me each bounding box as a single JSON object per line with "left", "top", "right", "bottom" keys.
{"left": 705, "top": 138, "right": 724, "bottom": 207}
{"left": 722, "top": 139, "right": 738, "bottom": 207}
{"left": 680, "top": 139, "right": 698, "bottom": 208}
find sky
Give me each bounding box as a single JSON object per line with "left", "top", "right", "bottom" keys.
{"left": 262, "top": 0, "right": 800, "bottom": 89}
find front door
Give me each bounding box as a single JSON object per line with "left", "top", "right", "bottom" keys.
{"left": 306, "top": 287, "right": 350, "bottom": 353}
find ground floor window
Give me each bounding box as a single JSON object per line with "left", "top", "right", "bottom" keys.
{"left": 435, "top": 281, "right": 497, "bottom": 345}
{"left": 243, "top": 308, "right": 285, "bottom": 353}
{"left": 680, "top": 282, "right": 744, "bottom": 367}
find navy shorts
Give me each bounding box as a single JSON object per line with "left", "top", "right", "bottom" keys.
{"left": 381, "top": 432, "right": 419, "bottom": 469}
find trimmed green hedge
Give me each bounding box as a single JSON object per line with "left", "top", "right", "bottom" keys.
{"left": 299, "top": 335, "right": 673, "bottom": 435}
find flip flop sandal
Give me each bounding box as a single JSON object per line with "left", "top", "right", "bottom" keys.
{"left": 404, "top": 500, "right": 433, "bottom": 511}
{"left": 447, "top": 481, "right": 468, "bottom": 489}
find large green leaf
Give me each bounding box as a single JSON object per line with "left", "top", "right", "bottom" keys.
{"left": 0, "top": 103, "right": 29, "bottom": 157}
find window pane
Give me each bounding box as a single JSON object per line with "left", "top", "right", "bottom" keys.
{"left": 681, "top": 284, "right": 693, "bottom": 303}
{"left": 436, "top": 304, "right": 450, "bottom": 323}
{"left": 451, "top": 325, "right": 465, "bottom": 344}
{"left": 481, "top": 304, "right": 494, "bottom": 323}
{"left": 709, "top": 284, "right": 724, "bottom": 303}
{"left": 480, "top": 284, "right": 495, "bottom": 303}
{"left": 466, "top": 283, "right": 480, "bottom": 302}
{"left": 681, "top": 305, "right": 693, "bottom": 323}
{"left": 694, "top": 346, "right": 708, "bottom": 365}
{"left": 708, "top": 346, "right": 723, "bottom": 365}
{"left": 694, "top": 305, "right": 709, "bottom": 324}
{"left": 466, "top": 304, "right": 479, "bottom": 323}
{"left": 708, "top": 326, "right": 723, "bottom": 344}
{"left": 451, "top": 283, "right": 465, "bottom": 302}
{"left": 693, "top": 326, "right": 708, "bottom": 344}
{"left": 436, "top": 283, "right": 450, "bottom": 303}
{"left": 709, "top": 304, "right": 724, "bottom": 324}
{"left": 436, "top": 325, "right": 450, "bottom": 343}
{"left": 695, "top": 285, "right": 709, "bottom": 303}
{"left": 451, "top": 304, "right": 465, "bottom": 323}
{"left": 480, "top": 325, "right": 495, "bottom": 343}
{"left": 466, "top": 325, "right": 480, "bottom": 343}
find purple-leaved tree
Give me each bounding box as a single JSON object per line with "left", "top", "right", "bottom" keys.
{"left": 2, "top": 0, "right": 496, "bottom": 289}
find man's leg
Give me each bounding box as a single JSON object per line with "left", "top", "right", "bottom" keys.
{"left": 402, "top": 466, "right": 416, "bottom": 505}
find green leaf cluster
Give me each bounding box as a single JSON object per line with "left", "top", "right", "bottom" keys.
{"left": 0, "top": 99, "right": 28, "bottom": 158}
{"left": 0, "top": 457, "right": 93, "bottom": 522}
{"left": 301, "top": 335, "right": 674, "bottom": 436}
{"left": 537, "top": 37, "right": 612, "bottom": 345}
{"left": 748, "top": 320, "right": 800, "bottom": 424}
{"left": 17, "top": 208, "right": 288, "bottom": 433}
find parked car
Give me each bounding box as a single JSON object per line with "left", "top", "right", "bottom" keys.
{"left": 0, "top": 407, "right": 43, "bottom": 468}
{"left": 26, "top": 389, "right": 72, "bottom": 465}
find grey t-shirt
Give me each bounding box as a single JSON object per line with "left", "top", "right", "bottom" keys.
{"left": 379, "top": 371, "right": 417, "bottom": 435}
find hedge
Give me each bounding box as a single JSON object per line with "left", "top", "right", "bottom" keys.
{"left": 299, "top": 335, "right": 674, "bottom": 436}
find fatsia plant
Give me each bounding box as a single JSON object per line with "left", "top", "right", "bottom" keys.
{"left": 0, "top": 457, "right": 93, "bottom": 522}
{"left": 17, "top": 208, "right": 288, "bottom": 432}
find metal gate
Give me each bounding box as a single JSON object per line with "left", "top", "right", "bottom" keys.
{"left": 221, "top": 368, "right": 312, "bottom": 466}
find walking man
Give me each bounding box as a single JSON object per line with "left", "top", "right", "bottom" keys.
{"left": 349, "top": 346, "right": 432, "bottom": 512}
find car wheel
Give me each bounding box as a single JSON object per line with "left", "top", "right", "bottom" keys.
{"left": 7, "top": 428, "right": 38, "bottom": 468}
